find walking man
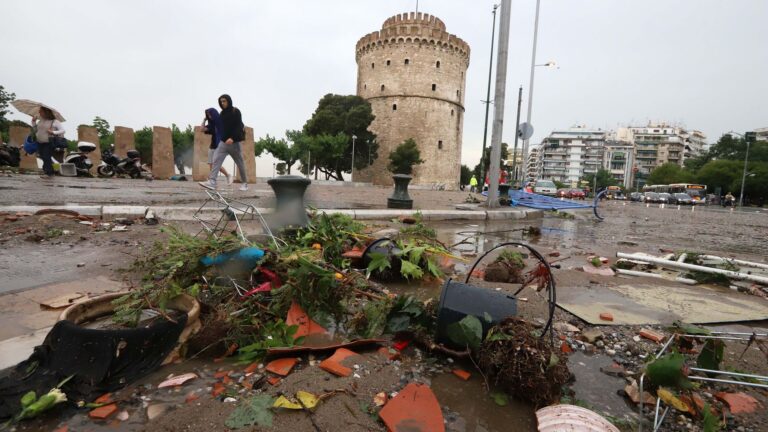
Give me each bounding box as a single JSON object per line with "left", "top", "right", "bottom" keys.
{"left": 469, "top": 175, "right": 478, "bottom": 193}
{"left": 198, "top": 94, "right": 249, "bottom": 191}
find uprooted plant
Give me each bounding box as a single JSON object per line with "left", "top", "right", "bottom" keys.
{"left": 478, "top": 318, "right": 570, "bottom": 407}
{"left": 484, "top": 250, "right": 526, "bottom": 283}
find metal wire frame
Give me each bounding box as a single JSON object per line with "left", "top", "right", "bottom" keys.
{"left": 464, "top": 241, "right": 557, "bottom": 345}
{"left": 637, "top": 331, "right": 768, "bottom": 432}
{"left": 193, "top": 189, "right": 278, "bottom": 248}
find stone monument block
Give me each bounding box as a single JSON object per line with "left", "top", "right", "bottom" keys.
{"left": 192, "top": 126, "right": 210, "bottom": 181}
{"left": 78, "top": 125, "right": 102, "bottom": 168}
{"left": 152, "top": 126, "right": 174, "bottom": 179}
{"left": 9, "top": 125, "right": 37, "bottom": 171}
{"left": 114, "top": 126, "right": 134, "bottom": 157}
{"left": 235, "top": 126, "right": 256, "bottom": 183}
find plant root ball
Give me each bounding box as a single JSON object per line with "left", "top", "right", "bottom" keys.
{"left": 478, "top": 318, "right": 570, "bottom": 407}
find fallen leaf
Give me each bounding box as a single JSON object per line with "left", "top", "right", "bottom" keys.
{"left": 657, "top": 388, "right": 690, "bottom": 412}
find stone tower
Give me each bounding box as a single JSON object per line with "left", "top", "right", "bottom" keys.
{"left": 355, "top": 12, "right": 470, "bottom": 189}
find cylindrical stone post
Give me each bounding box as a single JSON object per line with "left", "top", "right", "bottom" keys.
{"left": 236, "top": 126, "right": 256, "bottom": 183}
{"left": 152, "top": 126, "right": 174, "bottom": 179}
{"left": 78, "top": 125, "right": 101, "bottom": 168}
{"left": 10, "top": 125, "right": 38, "bottom": 171}
{"left": 192, "top": 126, "right": 210, "bottom": 181}
{"left": 114, "top": 126, "right": 134, "bottom": 158}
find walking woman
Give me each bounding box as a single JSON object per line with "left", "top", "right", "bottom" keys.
{"left": 32, "top": 107, "right": 65, "bottom": 178}
{"left": 202, "top": 108, "right": 233, "bottom": 185}
{"left": 199, "top": 94, "right": 248, "bottom": 191}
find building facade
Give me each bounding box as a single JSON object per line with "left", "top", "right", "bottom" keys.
{"left": 354, "top": 12, "right": 470, "bottom": 189}
{"left": 525, "top": 146, "right": 542, "bottom": 181}
{"left": 539, "top": 126, "right": 609, "bottom": 186}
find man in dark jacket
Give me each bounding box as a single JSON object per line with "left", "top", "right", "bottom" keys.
{"left": 199, "top": 94, "right": 249, "bottom": 191}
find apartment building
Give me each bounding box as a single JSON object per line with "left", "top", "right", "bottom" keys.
{"left": 525, "top": 146, "right": 542, "bottom": 181}
{"left": 540, "top": 126, "right": 608, "bottom": 186}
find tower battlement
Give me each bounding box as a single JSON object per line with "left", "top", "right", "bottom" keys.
{"left": 356, "top": 12, "right": 470, "bottom": 62}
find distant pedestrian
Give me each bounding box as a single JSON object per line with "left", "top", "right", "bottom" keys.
{"left": 469, "top": 175, "right": 478, "bottom": 193}
{"left": 201, "top": 108, "right": 233, "bottom": 185}
{"left": 198, "top": 95, "right": 248, "bottom": 191}
{"left": 32, "top": 107, "right": 65, "bottom": 179}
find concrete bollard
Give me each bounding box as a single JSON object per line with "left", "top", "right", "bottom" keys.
{"left": 78, "top": 125, "right": 101, "bottom": 168}
{"left": 10, "top": 125, "right": 37, "bottom": 171}
{"left": 152, "top": 126, "right": 174, "bottom": 179}
{"left": 192, "top": 126, "right": 210, "bottom": 181}
{"left": 114, "top": 126, "right": 135, "bottom": 158}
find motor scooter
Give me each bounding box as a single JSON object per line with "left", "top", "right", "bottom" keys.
{"left": 98, "top": 146, "right": 144, "bottom": 178}
{"left": 54, "top": 141, "right": 96, "bottom": 177}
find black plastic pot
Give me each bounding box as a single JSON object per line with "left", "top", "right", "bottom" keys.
{"left": 361, "top": 238, "right": 403, "bottom": 280}
{"left": 435, "top": 279, "right": 517, "bottom": 349}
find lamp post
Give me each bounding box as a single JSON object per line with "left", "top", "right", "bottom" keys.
{"left": 728, "top": 131, "right": 753, "bottom": 208}
{"left": 351, "top": 134, "right": 357, "bottom": 182}
{"left": 479, "top": 4, "right": 499, "bottom": 186}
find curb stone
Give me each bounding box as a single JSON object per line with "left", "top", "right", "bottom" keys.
{"left": 0, "top": 205, "right": 542, "bottom": 222}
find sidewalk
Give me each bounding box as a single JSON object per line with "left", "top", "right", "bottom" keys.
{"left": 0, "top": 174, "right": 543, "bottom": 221}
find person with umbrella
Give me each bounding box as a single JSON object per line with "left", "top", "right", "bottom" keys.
{"left": 11, "top": 100, "right": 66, "bottom": 179}
{"left": 32, "top": 107, "right": 66, "bottom": 178}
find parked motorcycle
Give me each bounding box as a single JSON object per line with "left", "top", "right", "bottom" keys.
{"left": 98, "top": 148, "right": 144, "bottom": 178}
{"left": 0, "top": 143, "right": 21, "bottom": 167}
{"left": 55, "top": 141, "right": 96, "bottom": 177}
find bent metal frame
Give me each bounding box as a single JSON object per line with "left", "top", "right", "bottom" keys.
{"left": 638, "top": 330, "right": 768, "bottom": 432}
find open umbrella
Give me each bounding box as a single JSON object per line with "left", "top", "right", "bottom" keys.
{"left": 11, "top": 99, "right": 66, "bottom": 122}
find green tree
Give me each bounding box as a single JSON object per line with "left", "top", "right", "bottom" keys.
{"left": 134, "top": 127, "right": 153, "bottom": 165}
{"left": 255, "top": 131, "right": 303, "bottom": 175}
{"left": 707, "top": 134, "right": 768, "bottom": 163}
{"left": 473, "top": 143, "right": 509, "bottom": 179}
{"left": 695, "top": 159, "right": 742, "bottom": 196}
{"left": 387, "top": 139, "right": 424, "bottom": 175}
{"left": 91, "top": 116, "right": 114, "bottom": 150}
{"left": 298, "top": 132, "right": 349, "bottom": 179}
{"left": 647, "top": 162, "right": 693, "bottom": 185}
{"left": 302, "top": 94, "right": 377, "bottom": 180}
{"left": 460, "top": 164, "right": 472, "bottom": 186}
{"left": 0, "top": 85, "right": 17, "bottom": 143}
{"left": 171, "top": 124, "right": 195, "bottom": 168}
{"left": 582, "top": 168, "right": 618, "bottom": 191}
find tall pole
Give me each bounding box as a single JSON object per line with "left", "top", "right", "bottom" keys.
{"left": 738, "top": 139, "right": 750, "bottom": 208}
{"left": 479, "top": 4, "right": 499, "bottom": 187}
{"left": 511, "top": 85, "right": 523, "bottom": 185}
{"left": 487, "top": 0, "right": 512, "bottom": 208}
{"left": 351, "top": 134, "right": 357, "bottom": 182}
{"left": 522, "top": 0, "right": 542, "bottom": 180}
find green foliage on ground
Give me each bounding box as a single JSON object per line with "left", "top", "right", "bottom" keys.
{"left": 225, "top": 395, "right": 274, "bottom": 429}
{"left": 387, "top": 138, "right": 424, "bottom": 175}
{"left": 645, "top": 352, "right": 693, "bottom": 389}
{"left": 446, "top": 315, "right": 483, "bottom": 351}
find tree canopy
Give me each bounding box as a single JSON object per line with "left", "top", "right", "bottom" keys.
{"left": 582, "top": 168, "right": 618, "bottom": 191}
{"left": 646, "top": 162, "right": 693, "bottom": 185}
{"left": 302, "top": 94, "right": 377, "bottom": 180}
{"left": 0, "top": 85, "right": 17, "bottom": 143}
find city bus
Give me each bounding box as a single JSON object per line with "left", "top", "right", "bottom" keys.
{"left": 668, "top": 183, "right": 707, "bottom": 203}
{"left": 642, "top": 184, "right": 669, "bottom": 193}
{"left": 605, "top": 185, "right": 625, "bottom": 200}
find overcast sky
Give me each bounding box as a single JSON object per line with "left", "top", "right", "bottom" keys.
{"left": 3, "top": 0, "right": 767, "bottom": 175}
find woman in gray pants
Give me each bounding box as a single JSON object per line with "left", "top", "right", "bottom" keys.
{"left": 198, "top": 94, "right": 248, "bottom": 191}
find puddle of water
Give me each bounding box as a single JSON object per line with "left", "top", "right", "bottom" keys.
{"left": 567, "top": 352, "right": 637, "bottom": 422}
{"left": 431, "top": 372, "right": 538, "bottom": 432}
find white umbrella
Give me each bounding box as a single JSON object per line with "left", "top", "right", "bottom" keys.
{"left": 11, "top": 99, "right": 66, "bottom": 122}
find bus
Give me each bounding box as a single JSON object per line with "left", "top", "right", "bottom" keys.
{"left": 605, "top": 185, "right": 625, "bottom": 200}
{"left": 668, "top": 183, "right": 707, "bottom": 203}
{"left": 642, "top": 184, "right": 669, "bottom": 193}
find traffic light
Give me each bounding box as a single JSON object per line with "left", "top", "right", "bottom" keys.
{"left": 745, "top": 131, "right": 757, "bottom": 143}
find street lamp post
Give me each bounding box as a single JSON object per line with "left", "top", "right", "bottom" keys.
{"left": 739, "top": 135, "right": 753, "bottom": 208}
{"left": 351, "top": 134, "right": 357, "bottom": 182}
{"left": 479, "top": 4, "right": 499, "bottom": 185}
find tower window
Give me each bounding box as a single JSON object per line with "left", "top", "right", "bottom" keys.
{"left": 371, "top": 62, "right": 375, "bottom": 69}
{"left": 456, "top": 90, "right": 460, "bottom": 97}
{"left": 451, "top": 109, "right": 454, "bottom": 116}
{"left": 404, "top": 59, "right": 410, "bottom": 65}
{"left": 436, "top": 61, "right": 441, "bottom": 68}
{"left": 438, "top": 140, "right": 443, "bottom": 150}
{"left": 364, "top": 84, "right": 367, "bottom": 89}
{"left": 381, "top": 84, "right": 385, "bottom": 91}
{"left": 392, "top": 104, "right": 397, "bottom": 111}
{"left": 432, "top": 84, "right": 436, "bottom": 91}
{"left": 386, "top": 60, "right": 391, "bottom": 66}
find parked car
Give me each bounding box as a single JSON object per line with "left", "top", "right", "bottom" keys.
{"left": 629, "top": 192, "right": 643, "bottom": 202}
{"left": 658, "top": 193, "right": 672, "bottom": 204}
{"left": 670, "top": 193, "right": 693, "bottom": 205}
{"left": 534, "top": 180, "right": 558, "bottom": 196}
{"left": 643, "top": 192, "right": 660, "bottom": 203}
{"left": 556, "top": 188, "right": 571, "bottom": 198}
{"left": 569, "top": 189, "right": 586, "bottom": 200}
